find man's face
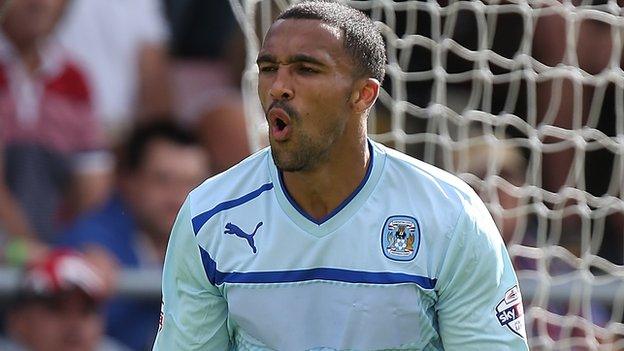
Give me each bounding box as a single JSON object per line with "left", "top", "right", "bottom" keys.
{"left": 9, "top": 292, "right": 102, "bottom": 351}
{"left": 257, "top": 19, "right": 357, "bottom": 172}
{"left": 125, "top": 139, "right": 208, "bottom": 240}
{"left": 1, "top": 0, "right": 66, "bottom": 45}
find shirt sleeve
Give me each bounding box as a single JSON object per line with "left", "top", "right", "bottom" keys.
{"left": 435, "top": 197, "right": 529, "bottom": 350}
{"left": 152, "top": 199, "right": 230, "bottom": 350}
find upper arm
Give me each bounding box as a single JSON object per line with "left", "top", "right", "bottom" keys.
{"left": 436, "top": 202, "right": 528, "bottom": 350}
{"left": 152, "top": 199, "right": 230, "bottom": 351}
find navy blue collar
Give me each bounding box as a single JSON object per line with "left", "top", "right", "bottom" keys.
{"left": 277, "top": 140, "right": 375, "bottom": 225}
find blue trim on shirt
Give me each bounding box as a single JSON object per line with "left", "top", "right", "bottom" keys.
{"left": 199, "top": 245, "right": 218, "bottom": 285}
{"left": 277, "top": 141, "right": 375, "bottom": 225}
{"left": 191, "top": 183, "right": 274, "bottom": 235}
{"left": 198, "top": 245, "right": 436, "bottom": 289}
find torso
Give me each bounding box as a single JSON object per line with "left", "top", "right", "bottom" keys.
{"left": 189, "top": 141, "right": 472, "bottom": 350}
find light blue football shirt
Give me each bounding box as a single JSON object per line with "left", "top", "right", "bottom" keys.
{"left": 153, "top": 140, "right": 528, "bottom": 351}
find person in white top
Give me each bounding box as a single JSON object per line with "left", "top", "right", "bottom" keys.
{"left": 56, "top": 0, "right": 171, "bottom": 138}
{"left": 0, "top": 0, "right": 111, "bottom": 255}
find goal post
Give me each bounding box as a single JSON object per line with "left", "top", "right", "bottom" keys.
{"left": 229, "top": 0, "right": 624, "bottom": 349}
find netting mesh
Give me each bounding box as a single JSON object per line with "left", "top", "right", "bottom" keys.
{"left": 229, "top": 0, "right": 624, "bottom": 349}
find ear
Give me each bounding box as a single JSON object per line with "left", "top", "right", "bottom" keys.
{"left": 350, "top": 78, "right": 380, "bottom": 114}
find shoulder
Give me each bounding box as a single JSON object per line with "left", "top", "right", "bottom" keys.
{"left": 187, "top": 148, "right": 273, "bottom": 233}
{"left": 382, "top": 143, "right": 474, "bottom": 193}
{"left": 377, "top": 142, "right": 483, "bottom": 226}
{"left": 374, "top": 144, "right": 506, "bottom": 277}
{"left": 383, "top": 145, "right": 503, "bottom": 251}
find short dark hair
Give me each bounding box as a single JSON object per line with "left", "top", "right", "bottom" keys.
{"left": 118, "top": 119, "right": 201, "bottom": 173}
{"left": 277, "top": 0, "right": 386, "bottom": 83}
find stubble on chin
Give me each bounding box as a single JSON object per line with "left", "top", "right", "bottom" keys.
{"left": 270, "top": 140, "right": 307, "bottom": 172}
{"left": 271, "top": 152, "right": 303, "bottom": 172}
{"left": 270, "top": 133, "right": 331, "bottom": 173}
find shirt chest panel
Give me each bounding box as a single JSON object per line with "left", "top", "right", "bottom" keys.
{"left": 207, "top": 196, "right": 438, "bottom": 280}
{"left": 223, "top": 281, "right": 439, "bottom": 351}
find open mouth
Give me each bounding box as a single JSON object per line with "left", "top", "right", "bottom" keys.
{"left": 268, "top": 109, "right": 292, "bottom": 141}
{"left": 276, "top": 117, "right": 287, "bottom": 131}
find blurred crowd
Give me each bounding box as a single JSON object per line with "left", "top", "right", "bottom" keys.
{"left": 0, "top": 0, "right": 623, "bottom": 350}
{"left": 0, "top": 0, "right": 250, "bottom": 350}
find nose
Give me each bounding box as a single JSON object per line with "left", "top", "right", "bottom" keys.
{"left": 268, "top": 67, "right": 294, "bottom": 101}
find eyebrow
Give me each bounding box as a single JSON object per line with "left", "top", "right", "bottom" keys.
{"left": 256, "top": 53, "right": 327, "bottom": 67}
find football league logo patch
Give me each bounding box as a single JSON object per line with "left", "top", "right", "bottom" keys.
{"left": 495, "top": 285, "right": 526, "bottom": 339}
{"left": 381, "top": 216, "right": 420, "bottom": 261}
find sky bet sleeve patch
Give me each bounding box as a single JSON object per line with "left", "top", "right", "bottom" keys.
{"left": 496, "top": 285, "right": 526, "bottom": 339}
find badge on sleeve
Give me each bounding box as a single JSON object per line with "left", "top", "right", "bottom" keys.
{"left": 496, "top": 285, "right": 526, "bottom": 339}
{"left": 381, "top": 215, "right": 420, "bottom": 261}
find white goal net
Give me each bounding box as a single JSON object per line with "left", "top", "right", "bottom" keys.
{"left": 229, "top": 0, "right": 624, "bottom": 349}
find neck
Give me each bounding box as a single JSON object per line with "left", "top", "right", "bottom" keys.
{"left": 281, "top": 133, "right": 370, "bottom": 221}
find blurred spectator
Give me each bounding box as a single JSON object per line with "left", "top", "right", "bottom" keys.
{"left": 165, "top": 0, "right": 251, "bottom": 173}
{"left": 61, "top": 120, "right": 209, "bottom": 350}
{"left": 56, "top": 0, "right": 172, "bottom": 140}
{"left": 0, "top": 0, "right": 112, "bottom": 245}
{"left": 0, "top": 249, "right": 130, "bottom": 351}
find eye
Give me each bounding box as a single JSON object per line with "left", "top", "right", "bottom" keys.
{"left": 259, "top": 64, "right": 277, "bottom": 73}
{"left": 298, "top": 66, "right": 319, "bottom": 74}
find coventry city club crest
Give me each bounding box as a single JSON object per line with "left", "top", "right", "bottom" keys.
{"left": 381, "top": 216, "right": 420, "bottom": 261}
